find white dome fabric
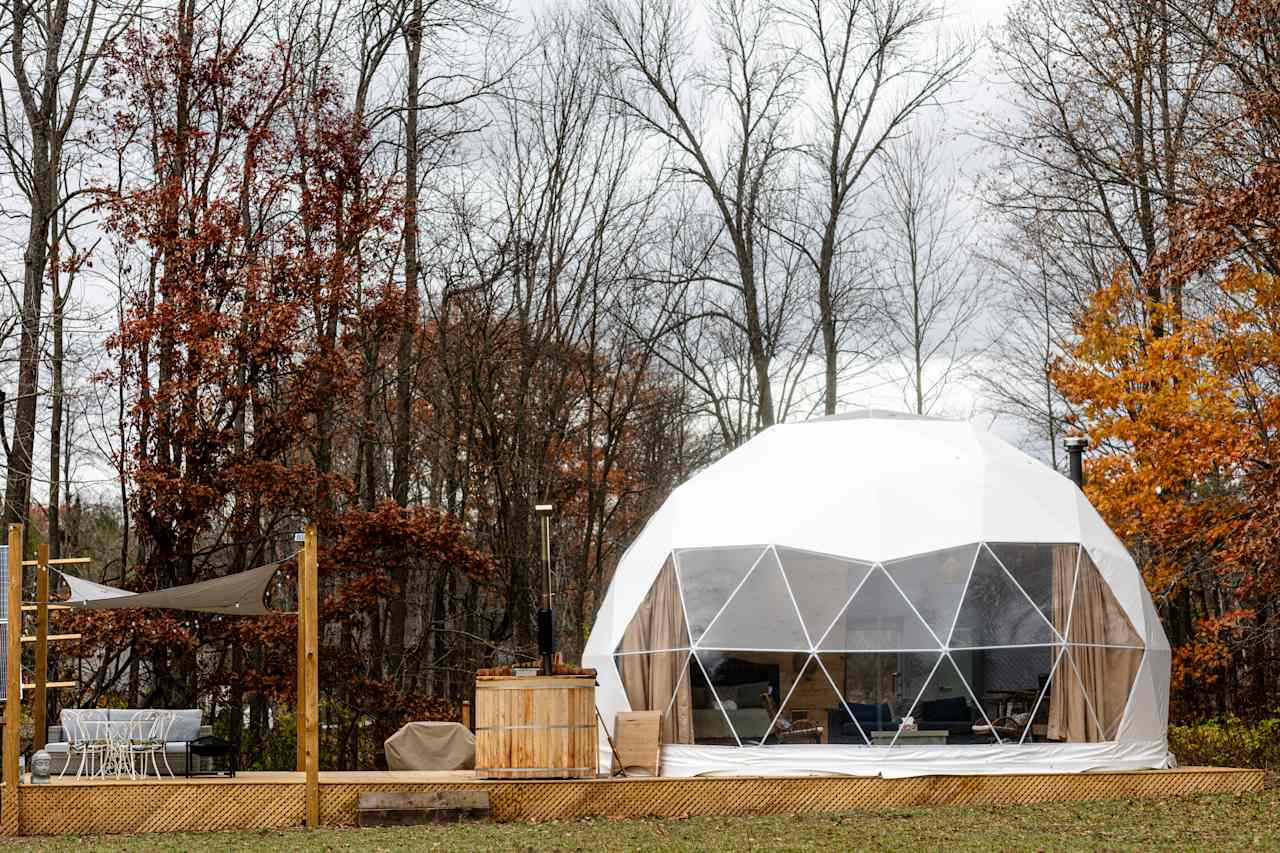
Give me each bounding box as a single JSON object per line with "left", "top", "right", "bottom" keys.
{"left": 583, "top": 413, "right": 1171, "bottom": 777}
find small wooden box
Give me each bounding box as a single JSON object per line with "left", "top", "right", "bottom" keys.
{"left": 474, "top": 675, "right": 597, "bottom": 779}
{"left": 613, "top": 711, "right": 662, "bottom": 776}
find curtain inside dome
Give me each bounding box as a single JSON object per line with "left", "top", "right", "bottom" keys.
{"left": 616, "top": 559, "right": 693, "bottom": 744}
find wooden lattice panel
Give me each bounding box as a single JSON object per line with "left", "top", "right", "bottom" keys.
{"left": 317, "top": 767, "right": 1265, "bottom": 826}
{"left": 20, "top": 782, "right": 305, "bottom": 836}
{"left": 7, "top": 767, "right": 1265, "bottom": 836}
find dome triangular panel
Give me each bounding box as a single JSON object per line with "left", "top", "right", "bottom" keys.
{"left": 699, "top": 549, "right": 808, "bottom": 650}
{"left": 950, "top": 545, "right": 1056, "bottom": 647}
{"left": 675, "top": 546, "right": 768, "bottom": 644}
{"left": 882, "top": 544, "right": 976, "bottom": 649}
{"left": 819, "top": 566, "right": 939, "bottom": 651}
{"left": 776, "top": 547, "right": 873, "bottom": 647}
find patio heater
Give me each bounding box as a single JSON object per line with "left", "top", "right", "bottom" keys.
{"left": 1064, "top": 436, "right": 1088, "bottom": 489}
{"left": 534, "top": 504, "right": 555, "bottom": 676}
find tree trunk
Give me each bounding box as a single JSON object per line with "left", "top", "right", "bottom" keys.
{"left": 48, "top": 234, "right": 65, "bottom": 557}
{"left": 392, "top": 0, "right": 423, "bottom": 509}
{"left": 3, "top": 168, "right": 50, "bottom": 528}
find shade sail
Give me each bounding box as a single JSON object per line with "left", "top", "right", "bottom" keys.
{"left": 62, "top": 559, "right": 288, "bottom": 616}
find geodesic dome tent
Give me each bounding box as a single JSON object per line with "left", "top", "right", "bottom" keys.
{"left": 582, "top": 411, "right": 1171, "bottom": 777}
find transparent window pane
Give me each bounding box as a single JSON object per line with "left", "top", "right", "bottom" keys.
{"left": 821, "top": 652, "right": 942, "bottom": 744}
{"left": 615, "top": 557, "right": 690, "bottom": 655}
{"left": 819, "top": 566, "right": 940, "bottom": 651}
{"left": 613, "top": 651, "right": 694, "bottom": 744}
{"left": 699, "top": 549, "right": 809, "bottom": 650}
{"left": 693, "top": 650, "right": 801, "bottom": 744}
{"left": 950, "top": 545, "right": 1055, "bottom": 647}
{"left": 776, "top": 547, "right": 873, "bottom": 647}
{"left": 949, "top": 646, "right": 1057, "bottom": 743}
{"left": 895, "top": 654, "right": 993, "bottom": 744}
{"left": 1068, "top": 551, "right": 1144, "bottom": 648}
{"left": 987, "top": 542, "right": 1078, "bottom": 640}
{"left": 882, "top": 544, "right": 976, "bottom": 648}
{"left": 1066, "top": 645, "right": 1143, "bottom": 740}
{"left": 756, "top": 655, "right": 834, "bottom": 745}
{"left": 675, "top": 546, "right": 767, "bottom": 644}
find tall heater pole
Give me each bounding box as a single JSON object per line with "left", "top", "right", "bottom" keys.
{"left": 1065, "top": 436, "right": 1088, "bottom": 489}
{"left": 535, "top": 504, "right": 554, "bottom": 676}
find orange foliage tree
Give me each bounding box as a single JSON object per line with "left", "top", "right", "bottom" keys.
{"left": 1053, "top": 0, "right": 1280, "bottom": 717}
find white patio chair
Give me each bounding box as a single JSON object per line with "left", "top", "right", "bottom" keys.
{"left": 69, "top": 715, "right": 110, "bottom": 779}
{"left": 125, "top": 712, "right": 159, "bottom": 779}
{"left": 134, "top": 711, "right": 176, "bottom": 777}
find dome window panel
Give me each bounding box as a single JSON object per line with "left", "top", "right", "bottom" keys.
{"left": 822, "top": 652, "right": 943, "bottom": 744}
{"left": 674, "top": 546, "right": 768, "bottom": 644}
{"left": 895, "top": 653, "right": 1000, "bottom": 745}
{"left": 948, "top": 646, "right": 1059, "bottom": 744}
{"left": 882, "top": 544, "right": 978, "bottom": 648}
{"left": 614, "top": 557, "right": 691, "bottom": 655}
{"left": 949, "top": 545, "right": 1057, "bottom": 647}
{"left": 751, "top": 655, "right": 832, "bottom": 745}
{"left": 692, "top": 650, "right": 801, "bottom": 745}
{"left": 775, "top": 547, "right": 874, "bottom": 648}
{"left": 614, "top": 651, "right": 695, "bottom": 745}
{"left": 818, "top": 566, "right": 940, "bottom": 652}
{"left": 986, "top": 542, "right": 1080, "bottom": 639}
{"left": 698, "top": 549, "right": 809, "bottom": 651}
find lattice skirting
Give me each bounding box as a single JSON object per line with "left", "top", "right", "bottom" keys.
{"left": 21, "top": 782, "right": 306, "bottom": 836}
{"left": 13, "top": 768, "right": 1266, "bottom": 836}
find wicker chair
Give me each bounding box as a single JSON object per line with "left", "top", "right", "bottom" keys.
{"left": 760, "top": 691, "right": 824, "bottom": 744}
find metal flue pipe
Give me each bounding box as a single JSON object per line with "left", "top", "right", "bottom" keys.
{"left": 534, "top": 504, "right": 555, "bottom": 675}
{"left": 1064, "top": 436, "right": 1088, "bottom": 489}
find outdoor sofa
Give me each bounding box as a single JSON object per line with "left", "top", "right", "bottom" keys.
{"left": 45, "top": 708, "right": 213, "bottom": 775}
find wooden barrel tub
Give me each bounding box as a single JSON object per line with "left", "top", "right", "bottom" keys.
{"left": 474, "top": 674, "right": 597, "bottom": 779}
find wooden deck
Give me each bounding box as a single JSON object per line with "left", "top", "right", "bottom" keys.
{"left": 10, "top": 766, "right": 1264, "bottom": 836}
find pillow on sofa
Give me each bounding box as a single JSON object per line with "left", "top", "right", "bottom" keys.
{"left": 691, "top": 686, "right": 711, "bottom": 709}
{"left": 848, "top": 702, "right": 893, "bottom": 727}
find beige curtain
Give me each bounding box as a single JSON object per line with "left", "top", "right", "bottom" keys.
{"left": 1048, "top": 544, "right": 1091, "bottom": 741}
{"left": 616, "top": 560, "right": 694, "bottom": 744}
{"left": 1049, "top": 549, "right": 1143, "bottom": 742}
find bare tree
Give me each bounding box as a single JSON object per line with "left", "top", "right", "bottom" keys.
{"left": 785, "top": 0, "right": 972, "bottom": 414}
{"left": 874, "top": 124, "right": 981, "bottom": 414}
{"left": 0, "top": 0, "right": 137, "bottom": 528}
{"left": 597, "top": 0, "right": 799, "bottom": 432}
{"left": 985, "top": 0, "right": 1216, "bottom": 330}
{"left": 392, "top": 0, "right": 505, "bottom": 508}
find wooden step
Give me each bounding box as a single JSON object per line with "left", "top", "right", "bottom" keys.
{"left": 355, "top": 791, "right": 490, "bottom": 827}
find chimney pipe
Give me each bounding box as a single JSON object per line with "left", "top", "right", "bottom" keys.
{"left": 1064, "top": 436, "right": 1088, "bottom": 489}
{"left": 534, "top": 504, "right": 555, "bottom": 675}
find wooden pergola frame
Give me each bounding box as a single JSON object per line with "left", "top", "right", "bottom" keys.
{"left": 0, "top": 523, "right": 322, "bottom": 831}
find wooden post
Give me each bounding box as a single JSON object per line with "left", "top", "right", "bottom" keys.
{"left": 295, "top": 545, "right": 305, "bottom": 774}
{"left": 32, "top": 544, "right": 47, "bottom": 751}
{"left": 303, "top": 524, "right": 319, "bottom": 827}
{"left": 4, "top": 525, "right": 23, "bottom": 833}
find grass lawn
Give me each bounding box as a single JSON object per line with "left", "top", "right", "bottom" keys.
{"left": 3, "top": 788, "right": 1276, "bottom": 852}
